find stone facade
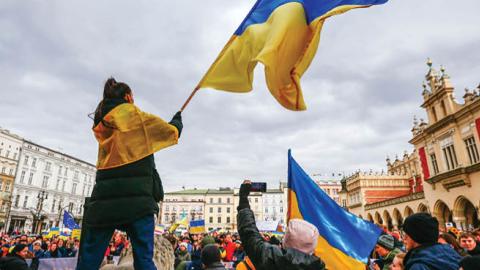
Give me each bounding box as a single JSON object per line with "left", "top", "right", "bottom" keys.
{"left": 340, "top": 60, "right": 480, "bottom": 232}
{"left": 8, "top": 140, "right": 95, "bottom": 233}
{"left": 161, "top": 179, "right": 343, "bottom": 231}
{"left": 0, "top": 128, "right": 23, "bottom": 230}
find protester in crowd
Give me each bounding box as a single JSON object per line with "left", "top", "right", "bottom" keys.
{"left": 44, "top": 242, "right": 63, "bottom": 258}
{"left": 438, "top": 233, "right": 469, "bottom": 257}
{"left": 201, "top": 244, "right": 226, "bottom": 270}
{"left": 57, "top": 239, "right": 67, "bottom": 257}
{"left": 459, "top": 233, "right": 480, "bottom": 256}
{"left": 77, "top": 77, "right": 183, "bottom": 270}
{"left": 216, "top": 238, "right": 227, "bottom": 260}
{"left": 223, "top": 233, "right": 236, "bottom": 262}
{"left": 110, "top": 233, "right": 126, "bottom": 256}
{"left": 389, "top": 253, "right": 405, "bottom": 270}
{"left": 472, "top": 229, "right": 480, "bottom": 242}
{"left": 0, "top": 244, "right": 39, "bottom": 270}
{"left": 177, "top": 235, "right": 216, "bottom": 270}
{"left": 176, "top": 242, "right": 192, "bottom": 262}
{"left": 269, "top": 236, "right": 281, "bottom": 247}
{"left": 402, "top": 213, "right": 461, "bottom": 270}
{"left": 1, "top": 242, "right": 9, "bottom": 257}
{"left": 373, "top": 234, "right": 403, "bottom": 270}
{"left": 232, "top": 240, "right": 245, "bottom": 267}
{"left": 65, "top": 239, "right": 78, "bottom": 257}
{"left": 459, "top": 256, "right": 480, "bottom": 270}
{"left": 31, "top": 241, "right": 44, "bottom": 259}
{"left": 237, "top": 180, "right": 325, "bottom": 270}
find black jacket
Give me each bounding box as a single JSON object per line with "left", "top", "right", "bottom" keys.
{"left": 237, "top": 208, "right": 325, "bottom": 270}
{"left": 85, "top": 99, "right": 183, "bottom": 227}
{"left": 0, "top": 254, "right": 38, "bottom": 270}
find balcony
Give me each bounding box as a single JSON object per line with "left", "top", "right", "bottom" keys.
{"left": 364, "top": 192, "right": 425, "bottom": 210}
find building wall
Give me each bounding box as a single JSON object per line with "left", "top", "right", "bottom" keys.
{"left": 8, "top": 140, "right": 95, "bottom": 233}
{"left": 409, "top": 63, "right": 480, "bottom": 230}
{"left": 262, "top": 191, "right": 285, "bottom": 224}
{"left": 344, "top": 62, "right": 480, "bottom": 232}
{"left": 316, "top": 180, "right": 342, "bottom": 204}
{"left": 0, "top": 128, "right": 23, "bottom": 229}
{"left": 160, "top": 191, "right": 206, "bottom": 225}
{"left": 205, "top": 190, "right": 235, "bottom": 231}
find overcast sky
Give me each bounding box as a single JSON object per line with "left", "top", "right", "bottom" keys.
{"left": 1, "top": 0, "right": 480, "bottom": 191}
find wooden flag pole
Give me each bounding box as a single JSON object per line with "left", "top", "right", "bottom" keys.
{"left": 180, "top": 86, "right": 200, "bottom": 112}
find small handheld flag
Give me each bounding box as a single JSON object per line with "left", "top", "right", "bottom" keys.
{"left": 195, "top": 0, "right": 389, "bottom": 111}
{"left": 189, "top": 220, "right": 206, "bottom": 234}
{"left": 168, "top": 216, "right": 189, "bottom": 233}
{"left": 63, "top": 210, "right": 80, "bottom": 230}
{"left": 287, "top": 150, "right": 381, "bottom": 269}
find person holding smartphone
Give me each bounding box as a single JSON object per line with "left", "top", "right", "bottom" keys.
{"left": 236, "top": 180, "right": 325, "bottom": 270}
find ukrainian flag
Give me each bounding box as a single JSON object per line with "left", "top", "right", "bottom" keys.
{"left": 189, "top": 220, "right": 206, "bottom": 234}
{"left": 198, "top": 0, "right": 388, "bottom": 111}
{"left": 287, "top": 150, "right": 381, "bottom": 269}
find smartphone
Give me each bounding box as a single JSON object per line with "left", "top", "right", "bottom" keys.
{"left": 250, "top": 182, "right": 267, "bottom": 192}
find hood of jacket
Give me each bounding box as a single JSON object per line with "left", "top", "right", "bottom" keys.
{"left": 404, "top": 243, "right": 461, "bottom": 270}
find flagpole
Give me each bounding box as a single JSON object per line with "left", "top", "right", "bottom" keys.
{"left": 180, "top": 86, "right": 200, "bottom": 112}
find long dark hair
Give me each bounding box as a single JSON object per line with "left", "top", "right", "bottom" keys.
{"left": 92, "top": 77, "right": 132, "bottom": 127}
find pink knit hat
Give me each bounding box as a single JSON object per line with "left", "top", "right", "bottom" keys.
{"left": 282, "top": 219, "right": 319, "bottom": 254}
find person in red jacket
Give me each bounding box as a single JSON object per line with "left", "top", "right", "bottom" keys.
{"left": 223, "top": 233, "right": 236, "bottom": 262}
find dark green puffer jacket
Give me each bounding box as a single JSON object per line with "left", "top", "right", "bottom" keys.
{"left": 85, "top": 99, "right": 183, "bottom": 227}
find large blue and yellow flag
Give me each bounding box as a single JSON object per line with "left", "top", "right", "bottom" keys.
{"left": 198, "top": 0, "right": 388, "bottom": 110}
{"left": 287, "top": 150, "right": 381, "bottom": 269}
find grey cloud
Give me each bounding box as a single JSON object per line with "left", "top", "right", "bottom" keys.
{"left": 1, "top": 0, "right": 479, "bottom": 192}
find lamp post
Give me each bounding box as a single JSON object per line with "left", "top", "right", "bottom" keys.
{"left": 2, "top": 195, "right": 12, "bottom": 233}
{"left": 33, "top": 190, "right": 48, "bottom": 234}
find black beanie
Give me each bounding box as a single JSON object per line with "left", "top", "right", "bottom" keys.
{"left": 403, "top": 213, "right": 438, "bottom": 245}
{"left": 460, "top": 256, "right": 480, "bottom": 270}
{"left": 11, "top": 244, "right": 27, "bottom": 254}
{"left": 201, "top": 244, "right": 221, "bottom": 267}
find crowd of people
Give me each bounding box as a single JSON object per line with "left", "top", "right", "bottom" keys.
{"left": 164, "top": 182, "right": 480, "bottom": 270}
{"left": 370, "top": 215, "right": 480, "bottom": 270}
{"left": 0, "top": 233, "right": 81, "bottom": 269}
{"left": 2, "top": 182, "right": 480, "bottom": 270}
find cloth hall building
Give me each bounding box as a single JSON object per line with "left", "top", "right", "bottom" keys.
{"left": 340, "top": 61, "right": 480, "bottom": 231}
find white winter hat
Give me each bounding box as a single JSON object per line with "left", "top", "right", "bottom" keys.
{"left": 282, "top": 219, "right": 319, "bottom": 255}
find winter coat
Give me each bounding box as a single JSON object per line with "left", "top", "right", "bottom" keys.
{"left": 176, "top": 249, "right": 191, "bottom": 262}
{"left": 43, "top": 248, "right": 63, "bottom": 258}
{"left": 86, "top": 99, "right": 182, "bottom": 227}
{"left": 237, "top": 208, "right": 325, "bottom": 270}
{"left": 205, "top": 261, "right": 227, "bottom": 270}
{"left": 0, "top": 254, "right": 38, "bottom": 270}
{"left": 233, "top": 249, "right": 246, "bottom": 267}
{"left": 381, "top": 248, "right": 402, "bottom": 270}
{"left": 32, "top": 249, "right": 44, "bottom": 259}
{"left": 223, "top": 241, "right": 236, "bottom": 262}
{"left": 404, "top": 243, "right": 461, "bottom": 270}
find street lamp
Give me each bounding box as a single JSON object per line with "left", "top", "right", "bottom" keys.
{"left": 2, "top": 195, "right": 12, "bottom": 233}
{"left": 33, "top": 190, "right": 48, "bottom": 234}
